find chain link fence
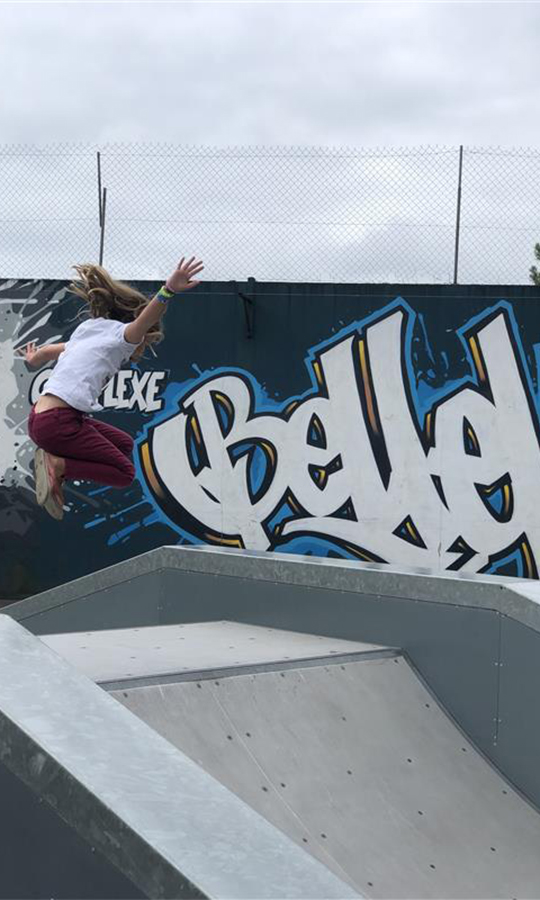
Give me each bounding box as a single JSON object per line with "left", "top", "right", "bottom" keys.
{"left": 1, "top": 143, "right": 539, "bottom": 284}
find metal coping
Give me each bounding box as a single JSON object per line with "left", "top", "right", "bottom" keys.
{"left": 100, "top": 648, "right": 401, "bottom": 692}
{"left": 7, "top": 545, "right": 540, "bottom": 634}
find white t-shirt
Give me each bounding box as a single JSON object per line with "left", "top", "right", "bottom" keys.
{"left": 44, "top": 317, "right": 139, "bottom": 413}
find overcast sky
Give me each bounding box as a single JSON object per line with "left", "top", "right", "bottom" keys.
{"left": 0, "top": 1, "right": 539, "bottom": 284}
{"left": 1, "top": 1, "right": 539, "bottom": 147}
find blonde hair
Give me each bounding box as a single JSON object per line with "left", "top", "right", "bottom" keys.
{"left": 68, "top": 264, "right": 163, "bottom": 360}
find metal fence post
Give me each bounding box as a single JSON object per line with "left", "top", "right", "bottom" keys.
{"left": 453, "top": 145, "right": 464, "bottom": 284}
{"left": 97, "top": 151, "right": 103, "bottom": 228}
{"left": 99, "top": 186, "right": 107, "bottom": 266}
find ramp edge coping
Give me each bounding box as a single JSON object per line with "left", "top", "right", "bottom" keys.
{"left": 7, "top": 545, "right": 540, "bottom": 634}
{"left": 100, "top": 648, "right": 402, "bottom": 692}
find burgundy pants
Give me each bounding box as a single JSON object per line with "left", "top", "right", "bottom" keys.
{"left": 28, "top": 406, "right": 135, "bottom": 488}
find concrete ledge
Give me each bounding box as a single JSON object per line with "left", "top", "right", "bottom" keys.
{"left": 8, "top": 545, "right": 540, "bottom": 634}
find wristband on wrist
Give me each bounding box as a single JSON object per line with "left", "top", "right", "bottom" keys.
{"left": 156, "top": 285, "right": 175, "bottom": 303}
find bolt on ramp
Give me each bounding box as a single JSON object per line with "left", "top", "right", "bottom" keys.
{"left": 43, "top": 621, "right": 540, "bottom": 899}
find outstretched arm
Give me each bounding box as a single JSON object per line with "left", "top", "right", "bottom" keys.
{"left": 124, "top": 256, "right": 204, "bottom": 347}
{"left": 16, "top": 342, "right": 66, "bottom": 368}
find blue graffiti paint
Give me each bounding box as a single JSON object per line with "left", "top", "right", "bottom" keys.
{"left": 229, "top": 442, "right": 269, "bottom": 501}
{"left": 484, "top": 547, "right": 525, "bottom": 578}
{"left": 265, "top": 498, "right": 299, "bottom": 537}
{"left": 110, "top": 500, "right": 148, "bottom": 520}
{"left": 274, "top": 535, "right": 376, "bottom": 561}
{"left": 484, "top": 488, "right": 505, "bottom": 518}
{"left": 84, "top": 515, "right": 107, "bottom": 530}
{"left": 107, "top": 521, "right": 141, "bottom": 546}
{"left": 214, "top": 398, "right": 231, "bottom": 435}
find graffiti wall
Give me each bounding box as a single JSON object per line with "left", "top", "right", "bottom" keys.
{"left": 1, "top": 277, "right": 540, "bottom": 600}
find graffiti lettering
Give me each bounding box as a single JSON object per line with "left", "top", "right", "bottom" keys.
{"left": 31, "top": 369, "right": 167, "bottom": 413}
{"left": 139, "top": 303, "right": 540, "bottom": 577}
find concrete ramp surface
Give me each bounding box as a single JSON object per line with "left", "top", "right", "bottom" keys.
{"left": 10, "top": 545, "right": 540, "bottom": 900}
{"left": 79, "top": 623, "right": 540, "bottom": 900}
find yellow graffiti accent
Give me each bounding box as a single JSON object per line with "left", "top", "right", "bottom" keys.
{"left": 284, "top": 401, "right": 299, "bottom": 416}
{"left": 343, "top": 542, "right": 380, "bottom": 563}
{"left": 203, "top": 533, "right": 243, "bottom": 548}
{"left": 358, "top": 339, "right": 379, "bottom": 436}
{"left": 261, "top": 440, "right": 277, "bottom": 467}
{"left": 405, "top": 520, "right": 417, "bottom": 541}
{"left": 288, "top": 494, "right": 301, "bottom": 514}
{"left": 190, "top": 414, "right": 202, "bottom": 446}
{"left": 312, "top": 360, "right": 324, "bottom": 388}
{"left": 466, "top": 422, "right": 480, "bottom": 455}
{"left": 313, "top": 415, "right": 323, "bottom": 442}
{"left": 482, "top": 479, "right": 511, "bottom": 516}
{"left": 425, "top": 411, "right": 433, "bottom": 444}
{"left": 521, "top": 540, "right": 534, "bottom": 579}
{"left": 468, "top": 336, "right": 487, "bottom": 385}
{"left": 213, "top": 392, "right": 233, "bottom": 417}
{"left": 502, "top": 484, "right": 512, "bottom": 517}
{"left": 141, "top": 442, "right": 165, "bottom": 499}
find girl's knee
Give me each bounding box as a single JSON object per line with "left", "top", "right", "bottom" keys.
{"left": 121, "top": 436, "right": 134, "bottom": 456}
{"left": 117, "top": 460, "right": 136, "bottom": 488}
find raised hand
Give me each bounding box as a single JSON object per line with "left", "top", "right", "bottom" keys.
{"left": 16, "top": 341, "right": 40, "bottom": 366}
{"left": 165, "top": 257, "right": 204, "bottom": 294}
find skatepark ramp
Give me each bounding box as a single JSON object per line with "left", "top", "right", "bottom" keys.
{"left": 3, "top": 546, "right": 540, "bottom": 898}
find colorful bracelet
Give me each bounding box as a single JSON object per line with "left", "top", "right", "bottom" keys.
{"left": 156, "top": 285, "right": 175, "bottom": 303}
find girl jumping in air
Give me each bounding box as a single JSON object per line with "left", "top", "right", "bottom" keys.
{"left": 19, "top": 256, "right": 204, "bottom": 520}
